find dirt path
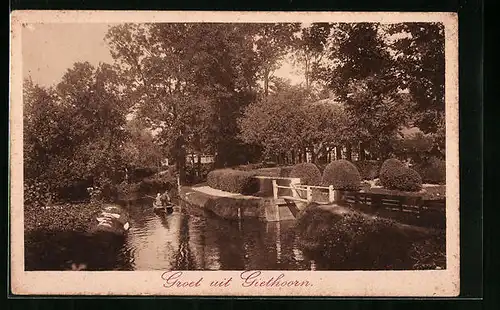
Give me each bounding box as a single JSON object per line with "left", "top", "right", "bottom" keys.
{"left": 191, "top": 186, "right": 260, "bottom": 200}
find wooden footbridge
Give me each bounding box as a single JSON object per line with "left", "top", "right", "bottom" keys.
{"left": 267, "top": 178, "right": 445, "bottom": 228}
{"left": 272, "top": 180, "right": 337, "bottom": 204}
{"left": 268, "top": 179, "right": 338, "bottom": 221}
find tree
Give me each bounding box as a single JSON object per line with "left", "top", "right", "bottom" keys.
{"left": 23, "top": 79, "right": 61, "bottom": 188}
{"left": 122, "top": 118, "right": 164, "bottom": 170}
{"left": 24, "top": 62, "right": 129, "bottom": 198}
{"left": 387, "top": 23, "right": 445, "bottom": 134}
{"left": 55, "top": 62, "right": 129, "bottom": 184}
{"left": 307, "top": 23, "right": 414, "bottom": 159}
{"left": 293, "top": 23, "right": 332, "bottom": 91}
{"left": 238, "top": 83, "right": 306, "bottom": 161}
{"left": 252, "top": 23, "right": 301, "bottom": 97}
{"left": 105, "top": 23, "right": 270, "bottom": 178}
{"left": 238, "top": 81, "right": 346, "bottom": 164}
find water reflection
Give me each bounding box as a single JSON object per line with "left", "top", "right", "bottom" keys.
{"left": 25, "top": 199, "right": 315, "bottom": 271}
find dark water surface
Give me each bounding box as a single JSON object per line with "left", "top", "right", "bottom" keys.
{"left": 25, "top": 199, "right": 316, "bottom": 271}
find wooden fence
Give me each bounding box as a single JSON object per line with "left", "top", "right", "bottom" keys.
{"left": 338, "top": 191, "right": 446, "bottom": 228}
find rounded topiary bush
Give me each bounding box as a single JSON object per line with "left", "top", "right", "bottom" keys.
{"left": 321, "top": 160, "right": 361, "bottom": 191}
{"left": 379, "top": 159, "right": 423, "bottom": 192}
{"left": 289, "top": 163, "right": 322, "bottom": 186}
{"left": 379, "top": 158, "right": 404, "bottom": 186}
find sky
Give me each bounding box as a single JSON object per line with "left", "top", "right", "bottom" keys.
{"left": 22, "top": 23, "right": 305, "bottom": 88}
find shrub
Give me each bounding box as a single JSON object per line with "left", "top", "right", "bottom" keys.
{"left": 295, "top": 205, "right": 422, "bottom": 270}
{"left": 321, "top": 160, "right": 361, "bottom": 191}
{"left": 116, "top": 181, "right": 140, "bottom": 197}
{"left": 279, "top": 166, "right": 294, "bottom": 178}
{"left": 380, "top": 159, "right": 423, "bottom": 192}
{"left": 206, "top": 169, "right": 259, "bottom": 194}
{"left": 99, "top": 179, "right": 118, "bottom": 202}
{"left": 412, "top": 157, "right": 446, "bottom": 184}
{"left": 289, "top": 163, "right": 322, "bottom": 186}
{"left": 252, "top": 167, "right": 281, "bottom": 177}
{"left": 129, "top": 166, "right": 159, "bottom": 182}
{"left": 185, "top": 163, "right": 214, "bottom": 184}
{"left": 139, "top": 172, "right": 175, "bottom": 194}
{"left": 262, "top": 161, "right": 277, "bottom": 168}
{"left": 24, "top": 180, "right": 58, "bottom": 208}
{"left": 354, "top": 160, "right": 382, "bottom": 180}
{"left": 233, "top": 163, "right": 265, "bottom": 171}
{"left": 379, "top": 158, "right": 405, "bottom": 186}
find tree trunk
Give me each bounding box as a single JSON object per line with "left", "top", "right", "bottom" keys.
{"left": 176, "top": 143, "right": 186, "bottom": 185}
{"left": 197, "top": 153, "right": 201, "bottom": 182}
{"left": 359, "top": 142, "right": 366, "bottom": 161}
{"left": 305, "top": 56, "right": 310, "bottom": 91}
{"left": 264, "top": 66, "right": 270, "bottom": 97}
{"left": 346, "top": 144, "right": 352, "bottom": 161}
{"left": 291, "top": 150, "right": 295, "bottom": 164}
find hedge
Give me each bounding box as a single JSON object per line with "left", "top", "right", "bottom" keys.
{"left": 289, "top": 163, "right": 322, "bottom": 185}
{"left": 412, "top": 157, "right": 446, "bottom": 184}
{"left": 321, "top": 160, "right": 361, "bottom": 191}
{"left": 207, "top": 169, "right": 259, "bottom": 195}
{"left": 279, "top": 166, "right": 294, "bottom": 178}
{"left": 233, "top": 163, "right": 266, "bottom": 171}
{"left": 353, "top": 160, "right": 382, "bottom": 180}
{"left": 379, "top": 158, "right": 423, "bottom": 192}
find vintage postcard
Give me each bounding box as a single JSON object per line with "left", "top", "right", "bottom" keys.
{"left": 10, "top": 10, "right": 459, "bottom": 296}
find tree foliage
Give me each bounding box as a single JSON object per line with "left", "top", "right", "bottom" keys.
{"left": 105, "top": 23, "right": 278, "bottom": 174}
{"left": 24, "top": 62, "right": 129, "bottom": 198}
{"left": 303, "top": 22, "right": 445, "bottom": 159}
{"left": 122, "top": 118, "right": 163, "bottom": 169}
{"left": 387, "top": 22, "right": 445, "bottom": 134}
{"left": 23, "top": 21, "right": 447, "bottom": 204}
{"left": 238, "top": 81, "right": 346, "bottom": 161}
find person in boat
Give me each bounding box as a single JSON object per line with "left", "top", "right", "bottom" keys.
{"left": 155, "top": 193, "right": 163, "bottom": 207}
{"left": 160, "top": 190, "right": 171, "bottom": 207}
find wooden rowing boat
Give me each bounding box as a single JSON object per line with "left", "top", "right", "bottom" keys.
{"left": 153, "top": 202, "right": 174, "bottom": 214}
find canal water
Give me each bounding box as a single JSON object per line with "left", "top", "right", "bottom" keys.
{"left": 25, "top": 199, "right": 317, "bottom": 271}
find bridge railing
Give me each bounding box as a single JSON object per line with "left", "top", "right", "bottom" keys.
{"left": 271, "top": 180, "right": 337, "bottom": 203}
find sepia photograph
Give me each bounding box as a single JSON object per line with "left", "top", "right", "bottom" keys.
{"left": 10, "top": 11, "right": 459, "bottom": 296}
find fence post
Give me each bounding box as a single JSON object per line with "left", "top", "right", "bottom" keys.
{"left": 272, "top": 180, "right": 278, "bottom": 199}
{"left": 291, "top": 178, "right": 299, "bottom": 198}
{"left": 306, "top": 186, "right": 312, "bottom": 202}
{"left": 328, "top": 185, "right": 334, "bottom": 203}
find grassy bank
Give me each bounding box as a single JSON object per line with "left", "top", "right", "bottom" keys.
{"left": 295, "top": 204, "right": 446, "bottom": 270}
{"left": 24, "top": 202, "right": 104, "bottom": 234}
